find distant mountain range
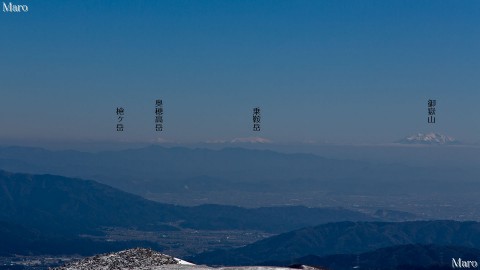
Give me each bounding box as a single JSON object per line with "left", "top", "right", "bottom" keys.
{"left": 190, "top": 220, "right": 480, "bottom": 265}
{"left": 0, "top": 146, "right": 370, "bottom": 190}
{"left": 398, "top": 133, "right": 459, "bottom": 145}
{"left": 0, "top": 145, "right": 472, "bottom": 202}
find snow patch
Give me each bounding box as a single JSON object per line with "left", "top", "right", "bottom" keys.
{"left": 398, "top": 132, "right": 459, "bottom": 145}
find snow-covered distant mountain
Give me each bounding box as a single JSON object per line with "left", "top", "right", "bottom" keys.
{"left": 230, "top": 137, "right": 272, "bottom": 143}
{"left": 206, "top": 137, "right": 272, "bottom": 144}
{"left": 398, "top": 133, "right": 459, "bottom": 145}
{"left": 52, "top": 248, "right": 328, "bottom": 270}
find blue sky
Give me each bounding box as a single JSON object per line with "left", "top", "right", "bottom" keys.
{"left": 1, "top": 0, "right": 479, "bottom": 145}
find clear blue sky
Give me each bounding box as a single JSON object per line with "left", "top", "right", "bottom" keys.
{"left": 1, "top": 0, "right": 479, "bottom": 145}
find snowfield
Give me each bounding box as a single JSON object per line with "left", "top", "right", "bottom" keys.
{"left": 50, "top": 248, "right": 327, "bottom": 270}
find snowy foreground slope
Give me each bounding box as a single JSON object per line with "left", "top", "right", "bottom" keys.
{"left": 51, "top": 248, "right": 327, "bottom": 270}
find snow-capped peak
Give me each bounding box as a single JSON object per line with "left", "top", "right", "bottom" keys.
{"left": 398, "top": 132, "right": 459, "bottom": 145}
{"left": 230, "top": 137, "right": 272, "bottom": 144}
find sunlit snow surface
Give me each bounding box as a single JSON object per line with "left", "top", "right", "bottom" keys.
{"left": 51, "top": 248, "right": 325, "bottom": 270}
{"left": 55, "top": 265, "right": 317, "bottom": 270}
{"left": 136, "top": 266, "right": 311, "bottom": 270}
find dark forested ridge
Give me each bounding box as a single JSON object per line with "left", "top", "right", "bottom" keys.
{"left": 191, "top": 221, "right": 480, "bottom": 265}
{"left": 265, "top": 244, "right": 480, "bottom": 270}
{"left": 0, "top": 170, "right": 377, "bottom": 235}
{"left": 0, "top": 170, "right": 380, "bottom": 256}
{"left": 0, "top": 220, "right": 164, "bottom": 256}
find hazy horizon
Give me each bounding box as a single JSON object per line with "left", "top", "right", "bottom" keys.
{"left": 2, "top": 0, "right": 479, "bottom": 145}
